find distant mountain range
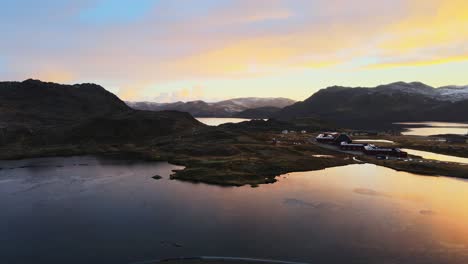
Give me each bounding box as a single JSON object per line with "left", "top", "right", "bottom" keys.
{"left": 275, "top": 82, "right": 468, "bottom": 127}
{"left": 127, "top": 97, "right": 296, "bottom": 118}
{"left": 2, "top": 79, "right": 468, "bottom": 144}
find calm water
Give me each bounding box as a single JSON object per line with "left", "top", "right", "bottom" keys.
{"left": 403, "top": 148, "right": 468, "bottom": 164}
{"left": 396, "top": 122, "right": 468, "bottom": 136}
{"left": 353, "top": 139, "right": 395, "bottom": 144}
{"left": 196, "top": 118, "right": 251, "bottom": 126}
{"left": 2, "top": 156, "right": 468, "bottom": 264}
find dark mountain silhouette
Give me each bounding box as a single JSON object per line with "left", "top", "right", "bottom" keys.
{"left": 127, "top": 97, "right": 295, "bottom": 117}
{"left": 234, "top": 106, "right": 282, "bottom": 119}
{"left": 0, "top": 79, "right": 203, "bottom": 146}
{"left": 275, "top": 82, "right": 468, "bottom": 128}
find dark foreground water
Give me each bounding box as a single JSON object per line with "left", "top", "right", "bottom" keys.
{"left": 1, "top": 156, "right": 468, "bottom": 264}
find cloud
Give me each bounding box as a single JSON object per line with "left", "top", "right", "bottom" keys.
{"left": 365, "top": 54, "right": 468, "bottom": 69}
{"left": 1, "top": 0, "right": 467, "bottom": 101}
{"left": 369, "top": 0, "right": 468, "bottom": 67}
{"left": 152, "top": 86, "right": 205, "bottom": 103}
{"left": 37, "top": 68, "right": 76, "bottom": 83}
{"left": 117, "top": 81, "right": 153, "bottom": 101}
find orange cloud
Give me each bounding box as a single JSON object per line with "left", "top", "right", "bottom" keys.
{"left": 166, "top": 29, "right": 369, "bottom": 79}
{"left": 118, "top": 81, "right": 154, "bottom": 101}
{"left": 152, "top": 86, "right": 205, "bottom": 103}
{"left": 4, "top": 0, "right": 468, "bottom": 101}
{"left": 366, "top": 53, "right": 468, "bottom": 69}
{"left": 37, "top": 68, "right": 75, "bottom": 83}
{"left": 375, "top": 0, "right": 468, "bottom": 60}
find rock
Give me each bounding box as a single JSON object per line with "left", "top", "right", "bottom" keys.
{"left": 152, "top": 175, "right": 163, "bottom": 180}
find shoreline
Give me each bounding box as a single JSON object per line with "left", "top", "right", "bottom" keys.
{"left": 1, "top": 132, "right": 467, "bottom": 186}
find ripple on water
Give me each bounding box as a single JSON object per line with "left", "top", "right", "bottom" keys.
{"left": 420, "top": 210, "right": 437, "bottom": 216}
{"left": 283, "top": 198, "right": 341, "bottom": 210}
{"left": 353, "top": 188, "right": 391, "bottom": 198}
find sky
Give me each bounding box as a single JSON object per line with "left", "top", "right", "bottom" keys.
{"left": 1, "top": 0, "right": 467, "bottom": 102}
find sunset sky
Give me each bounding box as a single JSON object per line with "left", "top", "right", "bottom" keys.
{"left": 1, "top": 0, "right": 467, "bottom": 102}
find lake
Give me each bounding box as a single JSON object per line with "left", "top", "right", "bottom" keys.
{"left": 403, "top": 148, "right": 468, "bottom": 164}
{"left": 196, "top": 118, "right": 251, "bottom": 126}
{"left": 1, "top": 156, "right": 468, "bottom": 264}
{"left": 396, "top": 122, "right": 468, "bottom": 136}
{"left": 353, "top": 139, "right": 395, "bottom": 144}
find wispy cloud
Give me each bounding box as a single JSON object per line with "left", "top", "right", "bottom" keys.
{"left": 1, "top": 0, "right": 467, "bottom": 101}
{"left": 153, "top": 86, "right": 205, "bottom": 103}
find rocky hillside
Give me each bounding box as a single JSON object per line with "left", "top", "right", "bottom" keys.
{"left": 0, "top": 79, "right": 203, "bottom": 146}
{"left": 127, "top": 97, "right": 295, "bottom": 117}
{"left": 275, "top": 82, "right": 468, "bottom": 127}
{"left": 0, "top": 79, "right": 129, "bottom": 127}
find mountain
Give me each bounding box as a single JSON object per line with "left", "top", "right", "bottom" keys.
{"left": 436, "top": 85, "right": 468, "bottom": 101}
{"left": 127, "top": 97, "right": 295, "bottom": 117}
{"left": 275, "top": 82, "right": 468, "bottom": 127}
{"left": 234, "top": 106, "right": 282, "bottom": 119}
{"left": 217, "top": 97, "right": 296, "bottom": 110}
{"left": 0, "top": 79, "right": 203, "bottom": 146}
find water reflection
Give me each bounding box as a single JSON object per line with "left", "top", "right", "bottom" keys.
{"left": 196, "top": 118, "right": 251, "bottom": 126}
{"left": 395, "top": 122, "right": 468, "bottom": 136}
{"left": 1, "top": 157, "right": 468, "bottom": 264}
{"left": 353, "top": 139, "right": 395, "bottom": 144}
{"left": 403, "top": 148, "right": 468, "bottom": 164}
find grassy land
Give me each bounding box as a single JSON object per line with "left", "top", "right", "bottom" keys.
{"left": 321, "top": 134, "right": 468, "bottom": 178}
{"left": 351, "top": 134, "right": 468, "bottom": 158}
{"left": 1, "top": 124, "right": 467, "bottom": 186}
{"left": 359, "top": 156, "right": 468, "bottom": 179}
{"left": 394, "top": 136, "right": 468, "bottom": 158}
{"left": 0, "top": 128, "right": 354, "bottom": 186}
{"left": 148, "top": 129, "right": 353, "bottom": 186}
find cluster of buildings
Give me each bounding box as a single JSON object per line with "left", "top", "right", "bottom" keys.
{"left": 273, "top": 130, "right": 308, "bottom": 145}
{"left": 316, "top": 132, "right": 408, "bottom": 158}
{"left": 281, "top": 130, "right": 307, "bottom": 135}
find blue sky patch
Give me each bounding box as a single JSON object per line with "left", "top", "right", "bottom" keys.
{"left": 79, "top": 0, "right": 156, "bottom": 24}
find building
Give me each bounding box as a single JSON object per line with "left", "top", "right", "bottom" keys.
{"left": 315, "top": 132, "right": 339, "bottom": 144}
{"left": 334, "top": 134, "right": 352, "bottom": 145}
{"left": 340, "top": 142, "right": 367, "bottom": 151}
{"left": 316, "top": 132, "right": 352, "bottom": 145}
{"left": 363, "top": 144, "right": 408, "bottom": 158}
{"left": 350, "top": 131, "right": 378, "bottom": 136}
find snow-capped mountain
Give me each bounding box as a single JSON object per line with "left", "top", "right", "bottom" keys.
{"left": 435, "top": 85, "right": 468, "bottom": 101}
{"left": 275, "top": 81, "right": 468, "bottom": 126}
{"left": 375, "top": 82, "right": 436, "bottom": 96}
{"left": 127, "top": 97, "right": 295, "bottom": 117}
{"left": 373, "top": 82, "right": 468, "bottom": 101}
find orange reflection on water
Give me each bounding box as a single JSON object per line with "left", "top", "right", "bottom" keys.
{"left": 282, "top": 164, "right": 468, "bottom": 258}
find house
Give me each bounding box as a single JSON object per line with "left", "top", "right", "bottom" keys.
{"left": 316, "top": 132, "right": 352, "bottom": 145}
{"left": 334, "top": 134, "right": 352, "bottom": 145}
{"left": 363, "top": 144, "right": 408, "bottom": 158}
{"left": 315, "top": 132, "right": 339, "bottom": 143}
